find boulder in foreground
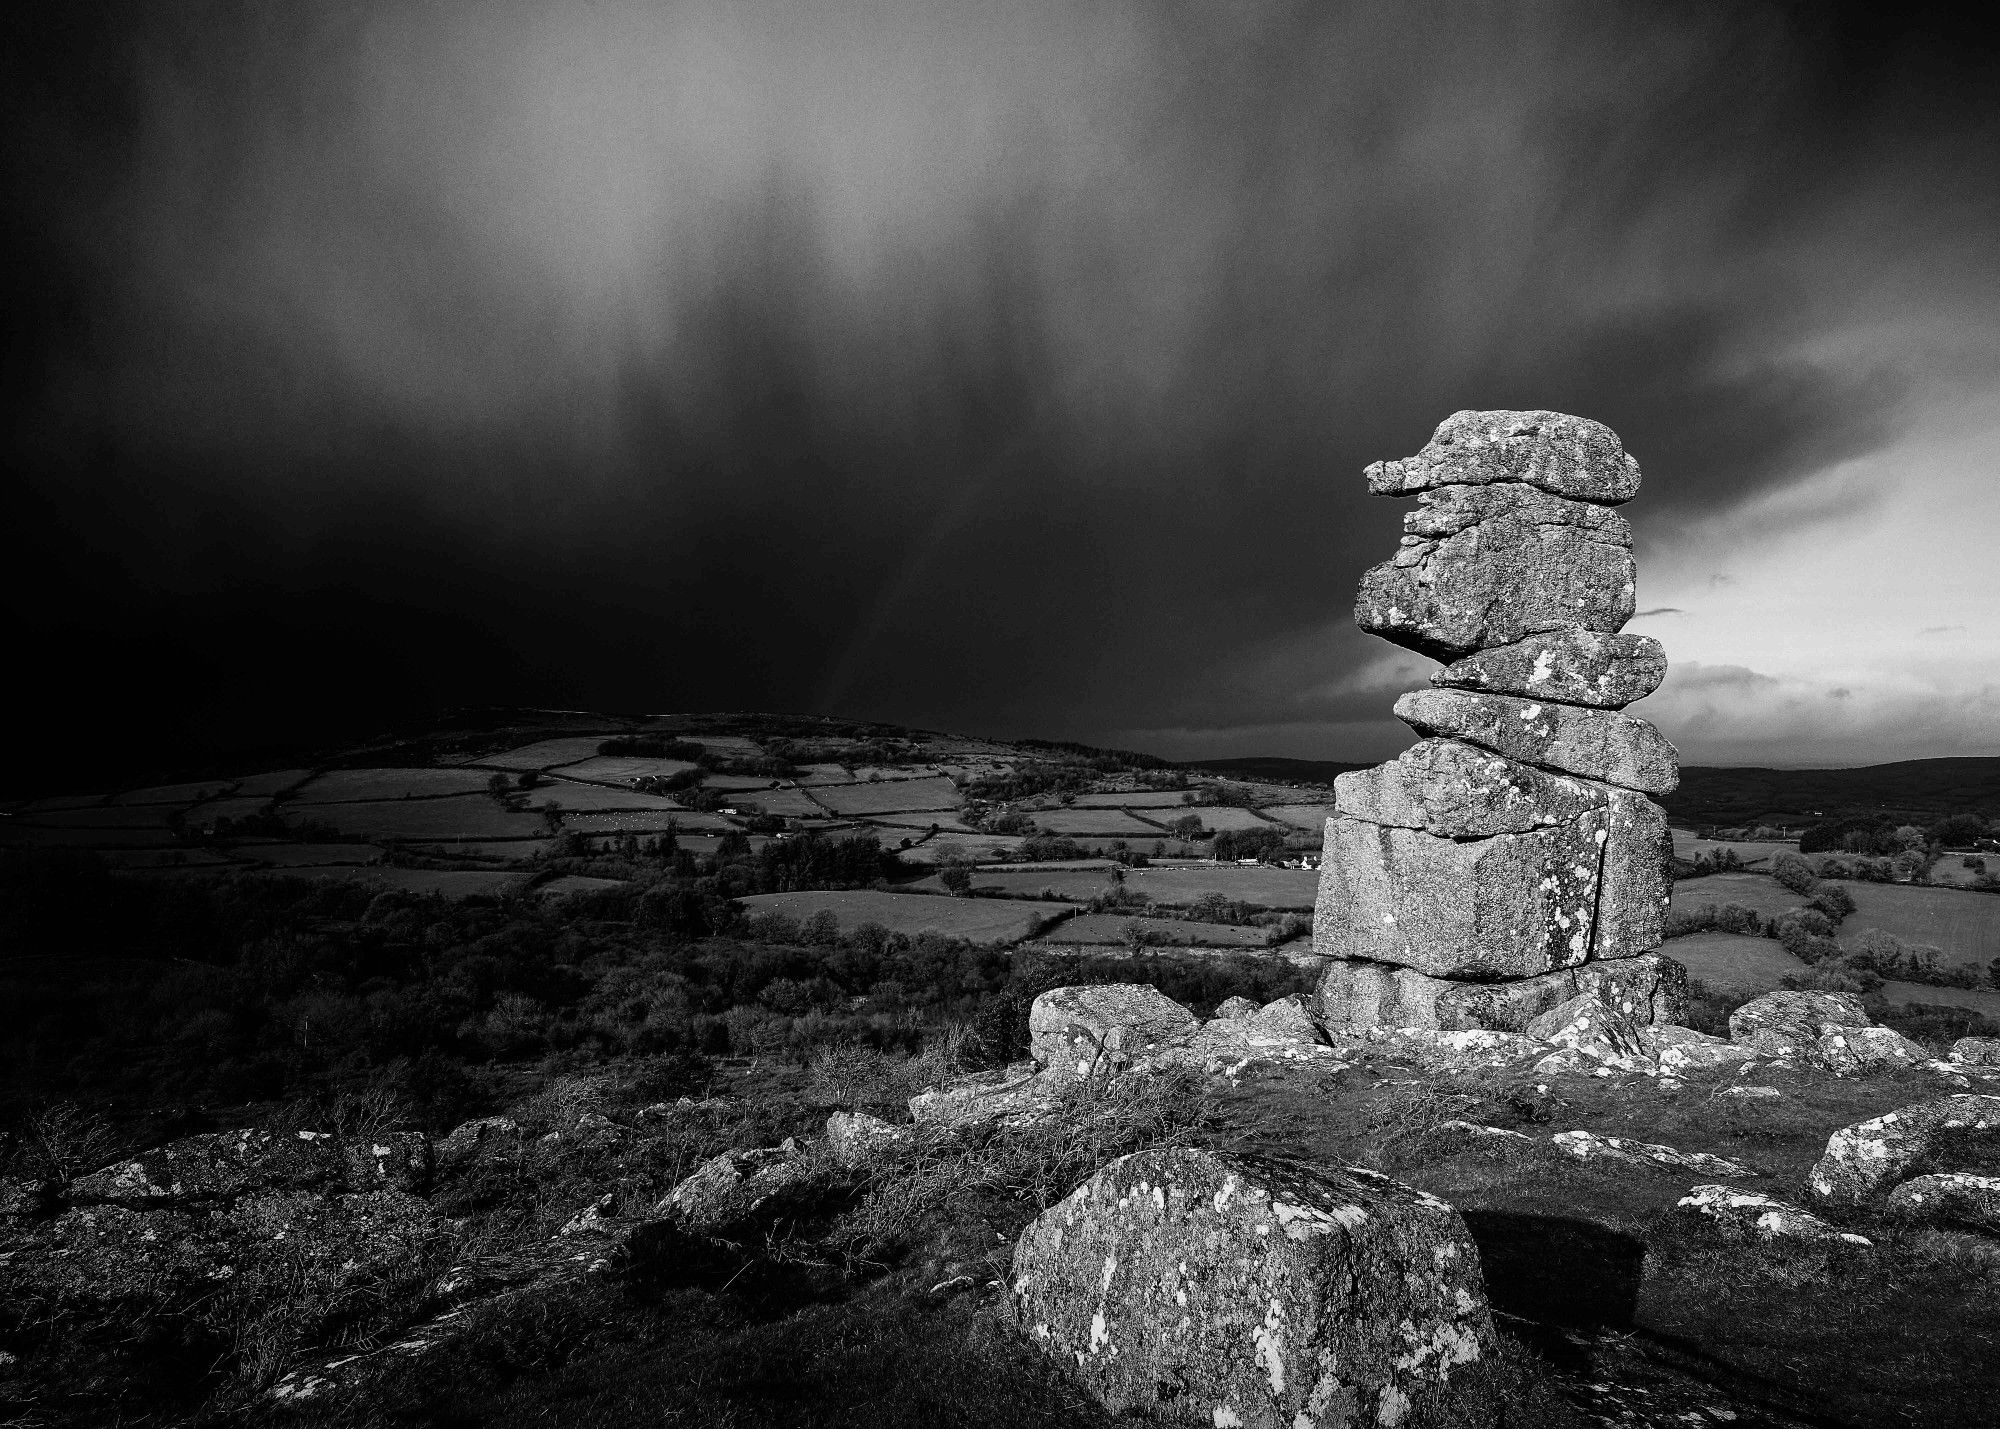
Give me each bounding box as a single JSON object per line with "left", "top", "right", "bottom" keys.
{"left": 1029, "top": 983, "right": 1198, "bottom": 1081}
{"left": 1809, "top": 1095, "right": 2000, "bottom": 1211}
{"left": 1011, "top": 1146, "right": 1493, "bottom": 1429}
{"left": 1727, "top": 990, "right": 1872, "bottom": 1059}
{"left": 1678, "top": 1185, "right": 1871, "bottom": 1247}
{"left": 1885, "top": 1173, "right": 2000, "bottom": 1233}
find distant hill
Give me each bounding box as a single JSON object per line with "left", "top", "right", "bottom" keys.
{"left": 1182, "top": 753, "right": 2000, "bottom": 825}
{"left": 1178, "top": 756, "right": 1367, "bottom": 788}
{"left": 1660, "top": 757, "right": 2000, "bottom": 826}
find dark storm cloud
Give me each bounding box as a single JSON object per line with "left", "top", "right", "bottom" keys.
{"left": 5, "top": 0, "right": 1996, "bottom": 777}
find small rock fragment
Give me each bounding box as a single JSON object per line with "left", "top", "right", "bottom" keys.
{"left": 1884, "top": 1172, "right": 2000, "bottom": 1233}
{"left": 1678, "top": 1184, "right": 1871, "bottom": 1246}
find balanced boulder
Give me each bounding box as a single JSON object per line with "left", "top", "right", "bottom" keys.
{"left": 1432, "top": 628, "right": 1666, "bottom": 708}
{"left": 1316, "top": 953, "right": 1684, "bottom": 1033}
{"left": 1364, "top": 409, "right": 1641, "bottom": 503}
{"left": 1393, "top": 688, "right": 1678, "bottom": 795}
{"left": 1011, "top": 1147, "right": 1493, "bottom": 1428}
{"left": 1356, "top": 483, "right": 1635, "bottom": 662}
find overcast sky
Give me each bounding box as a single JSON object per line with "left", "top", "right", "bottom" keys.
{"left": 5, "top": 1, "right": 1998, "bottom": 778}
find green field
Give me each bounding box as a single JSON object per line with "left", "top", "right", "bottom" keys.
{"left": 1927, "top": 857, "right": 1996, "bottom": 888}
{"left": 20, "top": 804, "right": 186, "bottom": 829}
{"left": 110, "top": 780, "right": 236, "bottom": 806}
{"left": 1841, "top": 882, "right": 2000, "bottom": 966}
{"left": 1665, "top": 930, "right": 2000, "bottom": 1016}
{"left": 809, "top": 776, "right": 963, "bottom": 815}
{"left": 1669, "top": 834, "right": 1796, "bottom": 865}
{"left": 230, "top": 768, "right": 313, "bottom": 797}
{"left": 293, "top": 796, "right": 549, "bottom": 841}
{"left": 242, "top": 842, "right": 385, "bottom": 867}
{"left": 292, "top": 768, "right": 499, "bottom": 803}
{"left": 1261, "top": 803, "right": 1335, "bottom": 829}
{"left": 736, "top": 889, "right": 1049, "bottom": 943}
{"left": 183, "top": 797, "right": 273, "bottom": 828}
{"left": 888, "top": 832, "right": 1026, "bottom": 864}
{"left": 1038, "top": 913, "right": 1269, "bottom": 947}
{"left": 1029, "top": 808, "right": 1167, "bottom": 836}
{"left": 0, "top": 825, "right": 177, "bottom": 848}
{"left": 1067, "top": 790, "right": 1198, "bottom": 808}
{"left": 1668, "top": 873, "right": 1811, "bottom": 920}
{"left": 729, "top": 788, "right": 825, "bottom": 818}
{"left": 528, "top": 780, "right": 687, "bottom": 813}
{"left": 1173, "top": 806, "right": 1283, "bottom": 833}
{"left": 563, "top": 810, "right": 733, "bottom": 833}
{"left": 478, "top": 737, "right": 614, "bottom": 771}
{"left": 551, "top": 755, "right": 699, "bottom": 784}
{"left": 934, "top": 863, "right": 1317, "bottom": 909}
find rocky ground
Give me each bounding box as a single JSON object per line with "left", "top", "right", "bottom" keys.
{"left": 8, "top": 982, "right": 2000, "bottom": 1427}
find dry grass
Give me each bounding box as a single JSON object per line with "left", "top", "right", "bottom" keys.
{"left": 831, "top": 1066, "right": 1220, "bottom": 1263}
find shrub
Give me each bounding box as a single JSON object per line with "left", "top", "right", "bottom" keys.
{"left": 1715, "top": 903, "right": 1765, "bottom": 936}
{"left": 1771, "top": 853, "right": 1819, "bottom": 895}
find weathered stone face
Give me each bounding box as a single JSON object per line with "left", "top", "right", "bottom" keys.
{"left": 1727, "top": 990, "right": 1872, "bottom": 1059}
{"left": 1313, "top": 811, "right": 1608, "bottom": 978}
{"left": 1432, "top": 628, "right": 1666, "bottom": 708}
{"left": 1809, "top": 1095, "right": 2000, "bottom": 1210}
{"left": 1885, "top": 1172, "right": 2000, "bottom": 1233}
{"left": 1595, "top": 786, "right": 1673, "bottom": 957}
{"left": 1366, "top": 409, "right": 1641, "bottom": 504}
{"left": 1393, "top": 688, "right": 1679, "bottom": 793}
{"left": 1029, "top": 984, "right": 1198, "bottom": 1082}
{"left": 1355, "top": 483, "right": 1635, "bottom": 661}
{"left": 1333, "top": 737, "right": 1608, "bottom": 838}
{"left": 1010, "top": 1146, "right": 1494, "bottom": 1429}
{"left": 1315, "top": 953, "right": 1685, "bottom": 1032}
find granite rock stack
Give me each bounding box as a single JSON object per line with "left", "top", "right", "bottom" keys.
{"left": 1316, "top": 410, "right": 1682, "bottom": 1032}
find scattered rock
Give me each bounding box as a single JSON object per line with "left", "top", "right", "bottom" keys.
{"left": 435, "top": 1116, "right": 519, "bottom": 1168}
{"left": 1214, "top": 995, "right": 1261, "bottom": 1020}
{"left": 1643, "top": 1024, "right": 1756, "bottom": 1074}
{"left": 1716, "top": 1085, "right": 1782, "bottom": 1099}
{"left": 0, "top": 1175, "right": 54, "bottom": 1220}
{"left": 1727, "top": 990, "right": 1872, "bottom": 1059}
{"left": 1439, "top": 1121, "right": 1533, "bottom": 1143}
{"left": 1951, "top": 1037, "right": 2000, "bottom": 1067}
{"left": 908, "top": 1063, "right": 1056, "bottom": 1130}
{"left": 659, "top": 1143, "right": 817, "bottom": 1234}
{"left": 1550, "top": 1130, "right": 1754, "bottom": 1177}
{"left": 1010, "top": 1146, "right": 1494, "bottom": 1427}
{"left": 825, "top": 1110, "right": 911, "bottom": 1168}
{"left": 1678, "top": 1184, "right": 1871, "bottom": 1247}
{"left": 1355, "top": 482, "right": 1635, "bottom": 661}
{"left": 1528, "top": 994, "right": 1649, "bottom": 1068}
{"left": 1028, "top": 984, "right": 1199, "bottom": 1082}
{"left": 1393, "top": 688, "right": 1679, "bottom": 795}
{"left": 1432, "top": 628, "right": 1666, "bottom": 708}
{"left": 1885, "top": 1172, "right": 2000, "bottom": 1233}
{"left": 1817, "top": 1025, "right": 1930, "bottom": 1076}
{"left": 67, "top": 1126, "right": 431, "bottom": 1207}
{"left": 1809, "top": 1095, "right": 2000, "bottom": 1210}
{"left": 1364, "top": 409, "right": 1641, "bottom": 504}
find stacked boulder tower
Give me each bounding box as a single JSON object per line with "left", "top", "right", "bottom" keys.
{"left": 1315, "top": 411, "right": 1685, "bottom": 1032}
